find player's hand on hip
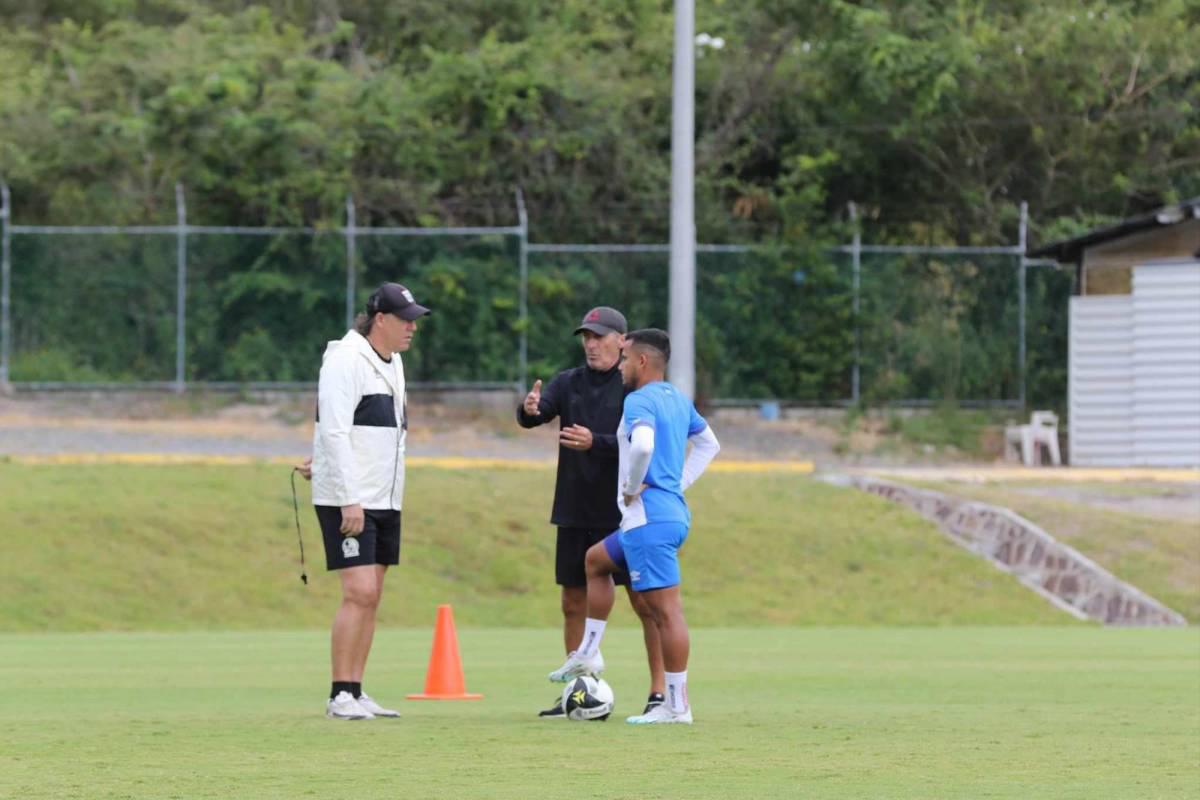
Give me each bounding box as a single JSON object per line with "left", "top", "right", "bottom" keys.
{"left": 523, "top": 379, "right": 543, "bottom": 416}
{"left": 296, "top": 457, "right": 312, "bottom": 481}
{"left": 623, "top": 483, "right": 648, "bottom": 506}
{"left": 559, "top": 424, "right": 593, "bottom": 451}
{"left": 340, "top": 504, "right": 365, "bottom": 535}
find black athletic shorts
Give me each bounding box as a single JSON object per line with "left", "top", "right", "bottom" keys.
{"left": 556, "top": 527, "right": 630, "bottom": 588}
{"left": 315, "top": 506, "right": 402, "bottom": 570}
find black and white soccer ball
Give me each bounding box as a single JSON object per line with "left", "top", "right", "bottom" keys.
{"left": 561, "top": 675, "right": 614, "bottom": 721}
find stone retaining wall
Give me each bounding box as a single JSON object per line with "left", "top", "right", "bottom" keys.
{"left": 826, "top": 475, "right": 1187, "bottom": 626}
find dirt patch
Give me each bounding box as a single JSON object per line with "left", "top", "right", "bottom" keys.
{"left": 0, "top": 391, "right": 832, "bottom": 463}
{"left": 1006, "top": 484, "right": 1200, "bottom": 523}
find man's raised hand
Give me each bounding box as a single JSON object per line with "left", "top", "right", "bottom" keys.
{"left": 523, "top": 379, "right": 543, "bottom": 416}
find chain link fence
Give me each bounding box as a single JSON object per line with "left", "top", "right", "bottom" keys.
{"left": 0, "top": 184, "right": 1073, "bottom": 406}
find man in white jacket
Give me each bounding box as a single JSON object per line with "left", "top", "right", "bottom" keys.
{"left": 305, "top": 281, "right": 430, "bottom": 720}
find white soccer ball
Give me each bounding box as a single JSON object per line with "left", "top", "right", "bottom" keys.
{"left": 561, "top": 675, "right": 614, "bottom": 721}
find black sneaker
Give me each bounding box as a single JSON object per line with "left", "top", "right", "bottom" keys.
{"left": 538, "top": 697, "right": 566, "bottom": 719}
{"left": 643, "top": 692, "right": 665, "bottom": 714}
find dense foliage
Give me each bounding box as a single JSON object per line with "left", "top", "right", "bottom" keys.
{"left": 0, "top": 1, "right": 1194, "bottom": 402}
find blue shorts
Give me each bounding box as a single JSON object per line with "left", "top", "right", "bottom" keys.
{"left": 602, "top": 521, "right": 689, "bottom": 592}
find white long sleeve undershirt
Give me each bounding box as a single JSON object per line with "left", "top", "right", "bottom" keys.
{"left": 682, "top": 425, "right": 720, "bottom": 491}
{"left": 623, "top": 423, "right": 721, "bottom": 496}
{"left": 622, "top": 424, "right": 655, "bottom": 495}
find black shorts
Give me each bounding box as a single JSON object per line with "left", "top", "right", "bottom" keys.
{"left": 315, "top": 506, "right": 402, "bottom": 570}
{"left": 556, "top": 527, "right": 630, "bottom": 588}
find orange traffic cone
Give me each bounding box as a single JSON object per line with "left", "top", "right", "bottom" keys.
{"left": 406, "top": 604, "right": 483, "bottom": 700}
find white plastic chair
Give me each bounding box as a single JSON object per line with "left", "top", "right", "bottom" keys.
{"left": 1004, "top": 411, "right": 1062, "bottom": 466}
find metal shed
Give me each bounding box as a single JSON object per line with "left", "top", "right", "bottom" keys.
{"left": 1031, "top": 199, "right": 1200, "bottom": 466}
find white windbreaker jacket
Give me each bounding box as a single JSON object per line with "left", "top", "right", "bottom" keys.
{"left": 311, "top": 330, "right": 408, "bottom": 510}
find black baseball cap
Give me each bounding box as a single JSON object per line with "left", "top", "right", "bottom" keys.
{"left": 573, "top": 306, "right": 627, "bottom": 336}
{"left": 367, "top": 282, "right": 431, "bottom": 321}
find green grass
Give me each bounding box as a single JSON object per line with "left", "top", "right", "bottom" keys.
{"left": 0, "top": 627, "right": 1196, "bottom": 799}
{"left": 2, "top": 464, "right": 1194, "bottom": 796}
{"left": 997, "top": 480, "right": 1198, "bottom": 499}
{"left": 920, "top": 481, "right": 1200, "bottom": 622}
{"left": 883, "top": 407, "right": 1000, "bottom": 457}
{"left": 834, "top": 406, "right": 1009, "bottom": 460}
{"left": 0, "top": 463, "right": 1070, "bottom": 631}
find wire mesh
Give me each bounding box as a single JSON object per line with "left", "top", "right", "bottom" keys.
{"left": 185, "top": 233, "right": 345, "bottom": 382}
{"left": 9, "top": 233, "right": 176, "bottom": 382}
{"left": 0, "top": 206, "right": 1058, "bottom": 406}
{"left": 857, "top": 252, "right": 1022, "bottom": 404}
{"left": 358, "top": 233, "right": 520, "bottom": 385}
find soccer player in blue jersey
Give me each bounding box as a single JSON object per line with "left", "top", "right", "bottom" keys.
{"left": 548, "top": 328, "right": 720, "bottom": 724}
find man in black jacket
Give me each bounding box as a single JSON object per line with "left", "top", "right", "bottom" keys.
{"left": 517, "top": 306, "right": 664, "bottom": 719}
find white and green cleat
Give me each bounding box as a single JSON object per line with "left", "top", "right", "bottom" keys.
{"left": 626, "top": 704, "right": 693, "bottom": 725}
{"left": 547, "top": 650, "right": 605, "bottom": 683}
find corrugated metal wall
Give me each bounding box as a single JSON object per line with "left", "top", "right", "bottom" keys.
{"left": 1069, "top": 295, "right": 1134, "bottom": 466}
{"left": 1069, "top": 260, "right": 1200, "bottom": 466}
{"left": 1132, "top": 261, "right": 1200, "bottom": 465}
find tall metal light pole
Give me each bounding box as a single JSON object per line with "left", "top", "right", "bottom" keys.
{"left": 669, "top": 0, "right": 696, "bottom": 398}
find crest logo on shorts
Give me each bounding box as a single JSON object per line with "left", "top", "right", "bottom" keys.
{"left": 630, "top": 570, "right": 641, "bottom": 582}
{"left": 342, "top": 537, "right": 360, "bottom": 559}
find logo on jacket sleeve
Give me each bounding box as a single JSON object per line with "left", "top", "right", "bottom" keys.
{"left": 342, "top": 537, "right": 360, "bottom": 558}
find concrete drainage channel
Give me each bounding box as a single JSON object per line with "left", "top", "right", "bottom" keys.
{"left": 822, "top": 474, "right": 1187, "bottom": 627}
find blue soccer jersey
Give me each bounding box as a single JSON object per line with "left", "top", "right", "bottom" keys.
{"left": 615, "top": 381, "right": 708, "bottom": 532}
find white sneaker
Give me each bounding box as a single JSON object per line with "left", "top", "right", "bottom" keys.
{"left": 626, "top": 704, "right": 693, "bottom": 725}
{"left": 326, "top": 691, "right": 374, "bottom": 720}
{"left": 548, "top": 650, "right": 604, "bottom": 683}
{"left": 357, "top": 693, "right": 400, "bottom": 718}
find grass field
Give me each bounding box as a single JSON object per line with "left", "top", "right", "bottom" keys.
{"left": 0, "top": 463, "right": 1071, "bottom": 630}
{"left": 4, "top": 462, "right": 1197, "bottom": 797}
{"left": 1, "top": 627, "right": 1196, "bottom": 799}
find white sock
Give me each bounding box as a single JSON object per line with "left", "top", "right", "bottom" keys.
{"left": 578, "top": 618, "right": 607, "bottom": 657}
{"left": 665, "top": 670, "right": 688, "bottom": 713}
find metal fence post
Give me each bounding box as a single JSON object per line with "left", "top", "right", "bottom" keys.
{"left": 849, "top": 201, "right": 861, "bottom": 405}
{"left": 515, "top": 188, "right": 529, "bottom": 391}
{"left": 175, "top": 183, "right": 187, "bottom": 393}
{"left": 1018, "top": 200, "right": 1028, "bottom": 409}
{"left": 0, "top": 182, "right": 10, "bottom": 388}
{"left": 345, "top": 195, "right": 357, "bottom": 330}
{"left": 669, "top": 0, "right": 697, "bottom": 399}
